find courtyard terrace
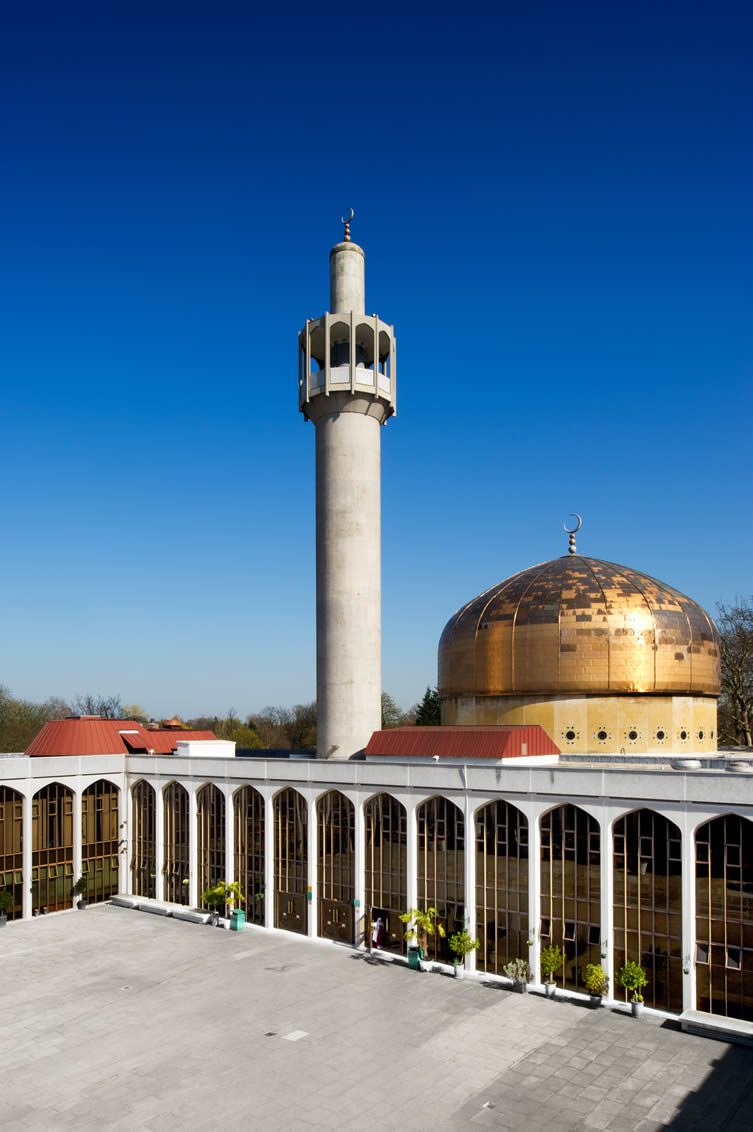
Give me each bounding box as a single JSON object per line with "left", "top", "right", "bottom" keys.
{"left": 2, "top": 906, "right": 752, "bottom": 1130}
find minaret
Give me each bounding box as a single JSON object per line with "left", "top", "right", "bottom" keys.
{"left": 299, "top": 212, "right": 396, "bottom": 759}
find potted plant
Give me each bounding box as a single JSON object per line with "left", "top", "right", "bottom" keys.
{"left": 448, "top": 929, "right": 479, "bottom": 979}
{"left": 540, "top": 944, "right": 564, "bottom": 997}
{"left": 584, "top": 963, "right": 609, "bottom": 1007}
{"left": 0, "top": 889, "right": 13, "bottom": 926}
{"left": 617, "top": 960, "right": 648, "bottom": 1017}
{"left": 503, "top": 957, "right": 532, "bottom": 993}
{"left": 201, "top": 880, "right": 244, "bottom": 927}
{"left": 399, "top": 907, "right": 446, "bottom": 971}
{"left": 72, "top": 876, "right": 88, "bottom": 910}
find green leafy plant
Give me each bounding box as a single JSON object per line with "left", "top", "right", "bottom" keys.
{"left": 584, "top": 963, "right": 609, "bottom": 997}
{"left": 503, "top": 957, "right": 532, "bottom": 983}
{"left": 0, "top": 889, "right": 13, "bottom": 916}
{"left": 399, "top": 907, "right": 446, "bottom": 952}
{"left": 448, "top": 930, "right": 480, "bottom": 965}
{"left": 617, "top": 960, "right": 648, "bottom": 1003}
{"left": 540, "top": 945, "right": 565, "bottom": 982}
{"left": 72, "top": 876, "right": 88, "bottom": 898}
{"left": 201, "top": 880, "right": 244, "bottom": 912}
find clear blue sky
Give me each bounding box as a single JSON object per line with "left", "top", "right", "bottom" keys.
{"left": 2, "top": 2, "right": 751, "bottom": 718}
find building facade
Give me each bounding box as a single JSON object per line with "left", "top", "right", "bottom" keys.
{"left": 2, "top": 746, "right": 752, "bottom": 1022}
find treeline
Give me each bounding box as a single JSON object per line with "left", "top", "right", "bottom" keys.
{"left": 0, "top": 685, "right": 441, "bottom": 754}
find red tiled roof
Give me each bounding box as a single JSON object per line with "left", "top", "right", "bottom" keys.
{"left": 364, "top": 725, "right": 560, "bottom": 760}
{"left": 26, "top": 718, "right": 216, "bottom": 757}
{"left": 140, "top": 730, "right": 216, "bottom": 753}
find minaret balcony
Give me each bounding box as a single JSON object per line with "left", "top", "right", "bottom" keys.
{"left": 298, "top": 313, "right": 396, "bottom": 419}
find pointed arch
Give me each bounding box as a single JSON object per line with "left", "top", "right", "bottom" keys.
{"left": 416, "top": 795, "right": 465, "bottom": 962}
{"left": 364, "top": 792, "right": 407, "bottom": 954}
{"left": 273, "top": 787, "right": 308, "bottom": 934}
{"left": 613, "top": 807, "right": 682, "bottom": 1011}
{"left": 131, "top": 780, "right": 156, "bottom": 899}
{"left": 234, "top": 785, "right": 265, "bottom": 926}
{"left": 197, "top": 783, "right": 225, "bottom": 906}
{"left": 317, "top": 790, "right": 355, "bottom": 943}
{"left": 540, "top": 802, "right": 601, "bottom": 993}
{"left": 695, "top": 813, "right": 753, "bottom": 1021}
{"left": 475, "top": 798, "right": 529, "bottom": 974}
{"left": 32, "top": 782, "right": 74, "bottom": 912}
{"left": 82, "top": 778, "right": 120, "bottom": 904}
{"left": 163, "top": 781, "right": 189, "bottom": 904}
{"left": 0, "top": 786, "right": 23, "bottom": 920}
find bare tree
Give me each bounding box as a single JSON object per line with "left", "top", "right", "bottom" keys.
{"left": 70, "top": 694, "right": 126, "bottom": 719}
{"left": 717, "top": 598, "right": 753, "bottom": 748}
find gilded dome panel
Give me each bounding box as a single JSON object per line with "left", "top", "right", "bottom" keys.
{"left": 438, "top": 556, "right": 720, "bottom": 699}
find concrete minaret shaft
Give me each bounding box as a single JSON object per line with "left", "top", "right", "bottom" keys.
{"left": 299, "top": 218, "right": 396, "bottom": 759}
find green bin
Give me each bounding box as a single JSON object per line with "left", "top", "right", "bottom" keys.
{"left": 408, "top": 945, "right": 424, "bottom": 970}
{"left": 230, "top": 908, "right": 246, "bottom": 932}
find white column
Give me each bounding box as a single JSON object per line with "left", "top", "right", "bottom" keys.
{"left": 681, "top": 819, "right": 696, "bottom": 1011}
{"left": 354, "top": 796, "right": 366, "bottom": 947}
{"left": 600, "top": 812, "right": 614, "bottom": 1002}
{"left": 264, "top": 793, "right": 275, "bottom": 929}
{"left": 22, "top": 793, "right": 32, "bottom": 920}
{"left": 72, "top": 786, "right": 82, "bottom": 907}
{"left": 154, "top": 781, "right": 165, "bottom": 902}
{"left": 527, "top": 809, "right": 541, "bottom": 984}
{"left": 188, "top": 786, "right": 198, "bottom": 908}
{"left": 225, "top": 788, "right": 234, "bottom": 887}
{"left": 464, "top": 796, "right": 477, "bottom": 973}
{"left": 120, "top": 782, "right": 131, "bottom": 895}
{"left": 406, "top": 800, "right": 418, "bottom": 912}
{"left": 307, "top": 795, "right": 318, "bottom": 938}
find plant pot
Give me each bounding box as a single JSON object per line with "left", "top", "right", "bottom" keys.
{"left": 589, "top": 995, "right": 602, "bottom": 1009}
{"left": 0, "top": 914, "right": 7, "bottom": 928}
{"left": 631, "top": 1000, "right": 644, "bottom": 1018}
{"left": 453, "top": 963, "right": 464, "bottom": 980}
{"left": 513, "top": 980, "right": 528, "bottom": 994}
{"left": 544, "top": 981, "right": 556, "bottom": 998}
{"left": 77, "top": 900, "right": 87, "bottom": 910}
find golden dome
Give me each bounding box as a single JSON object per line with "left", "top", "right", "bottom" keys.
{"left": 439, "top": 556, "right": 720, "bottom": 698}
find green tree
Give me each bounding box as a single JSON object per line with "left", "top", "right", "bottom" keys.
{"left": 381, "top": 691, "right": 405, "bottom": 729}
{"left": 0, "top": 686, "right": 70, "bottom": 753}
{"left": 718, "top": 598, "right": 753, "bottom": 747}
{"left": 415, "top": 687, "right": 441, "bottom": 726}
{"left": 122, "top": 704, "right": 150, "bottom": 725}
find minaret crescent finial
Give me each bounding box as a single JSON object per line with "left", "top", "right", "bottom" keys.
{"left": 564, "top": 513, "right": 582, "bottom": 555}
{"left": 341, "top": 207, "right": 354, "bottom": 242}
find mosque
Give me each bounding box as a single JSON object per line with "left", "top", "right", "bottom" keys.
{"left": 0, "top": 219, "right": 751, "bottom": 1029}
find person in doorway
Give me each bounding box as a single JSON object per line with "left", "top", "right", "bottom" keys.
{"left": 372, "top": 916, "right": 385, "bottom": 949}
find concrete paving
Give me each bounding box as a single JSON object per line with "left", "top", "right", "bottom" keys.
{"left": 1, "top": 905, "right": 751, "bottom": 1130}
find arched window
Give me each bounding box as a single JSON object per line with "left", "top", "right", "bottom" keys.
{"left": 0, "top": 786, "right": 23, "bottom": 919}
{"left": 613, "top": 809, "right": 682, "bottom": 1011}
{"left": 417, "top": 796, "right": 465, "bottom": 962}
{"left": 329, "top": 319, "right": 350, "bottom": 371}
{"left": 317, "top": 791, "right": 355, "bottom": 943}
{"left": 540, "top": 804, "right": 601, "bottom": 993}
{"left": 274, "top": 788, "right": 307, "bottom": 934}
{"left": 163, "top": 782, "right": 189, "bottom": 905}
{"left": 82, "top": 780, "right": 120, "bottom": 904}
{"left": 696, "top": 814, "right": 753, "bottom": 1021}
{"left": 365, "top": 793, "right": 407, "bottom": 954}
{"left": 131, "top": 781, "right": 156, "bottom": 899}
{"left": 32, "top": 783, "right": 73, "bottom": 913}
{"left": 197, "top": 784, "right": 225, "bottom": 907}
{"left": 475, "top": 800, "right": 529, "bottom": 974}
{"left": 354, "top": 321, "right": 376, "bottom": 373}
{"left": 234, "top": 786, "right": 265, "bottom": 926}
